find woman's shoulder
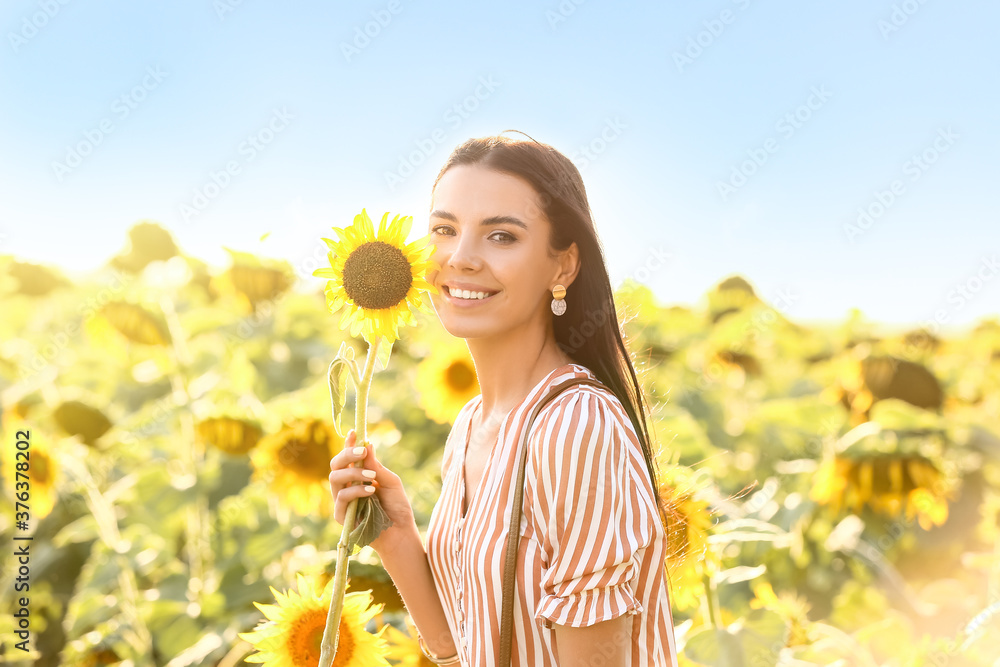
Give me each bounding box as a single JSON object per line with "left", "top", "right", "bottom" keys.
{"left": 532, "top": 364, "right": 632, "bottom": 430}
{"left": 454, "top": 393, "right": 483, "bottom": 424}
{"left": 527, "top": 365, "right": 639, "bottom": 452}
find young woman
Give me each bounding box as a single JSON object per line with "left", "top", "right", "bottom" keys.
{"left": 329, "top": 133, "right": 679, "bottom": 666}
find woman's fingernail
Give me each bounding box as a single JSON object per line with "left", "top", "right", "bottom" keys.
{"left": 362, "top": 469, "right": 376, "bottom": 479}
{"left": 353, "top": 446, "right": 366, "bottom": 456}
{"left": 364, "top": 485, "right": 376, "bottom": 492}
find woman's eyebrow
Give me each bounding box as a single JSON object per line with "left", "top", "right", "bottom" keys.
{"left": 429, "top": 210, "right": 528, "bottom": 230}
{"left": 482, "top": 215, "right": 529, "bottom": 230}
{"left": 428, "top": 209, "right": 457, "bottom": 222}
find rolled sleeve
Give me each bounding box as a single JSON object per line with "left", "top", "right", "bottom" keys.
{"left": 525, "top": 390, "right": 653, "bottom": 628}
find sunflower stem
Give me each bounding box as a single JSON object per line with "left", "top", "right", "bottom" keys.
{"left": 319, "top": 336, "right": 382, "bottom": 667}
{"left": 160, "top": 295, "right": 214, "bottom": 603}
{"left": 704, "top": 568, "right": 723, "bottom": 631}
{"left": 67, "top": 454, "right": 154, "bottom": 660}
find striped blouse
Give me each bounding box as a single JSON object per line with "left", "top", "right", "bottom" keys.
{"left": 426, "top": 363, "right": 679, "bottom": 666}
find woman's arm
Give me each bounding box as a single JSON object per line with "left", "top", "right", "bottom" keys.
{"left": 329, "top": 431, "right": 457, "bottom": 660}
{"left": 528, "top": 391, "right": 650, "bottom": 665}
{"left": 553, "top": 615, "right": 632, "bottom": 666}
{"left": 374, "top": 526, "right": 458, "bottom": 659}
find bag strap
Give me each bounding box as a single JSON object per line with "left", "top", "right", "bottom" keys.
{"left": 498, "top": 376, "right": 609, "bottom": 666}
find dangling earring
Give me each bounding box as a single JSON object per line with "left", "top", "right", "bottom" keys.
{"left": 550, "top": 284, "right": 567, "bottom": 316}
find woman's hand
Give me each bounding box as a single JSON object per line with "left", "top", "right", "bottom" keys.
{"left": 329, "top": 429, "right": 417, "bottom": 555}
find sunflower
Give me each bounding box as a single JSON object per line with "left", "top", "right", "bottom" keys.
{"left": 110, "top": 221, "right": 179, "bottom": 274}
{"left": 8, "top": 260, "right": 67, "bottom": 296}
{"left": 313, "top": 210, "right": 437, "bottom": 344}
{"left": 196, "top": 416, "right": 263, "bottom": 455}
{"left": 826, "top": 354, "right": 943, "bottom": 426}
{"left": 416, "top": 340, "right": 479, "bottom": 424}
{"left": 60, "top": 634, "right": 126, "bottom": 667}
{"left": 811, "top": 454, "right": 950, "bottom": 530}
{"left": 79, "top": 647, "right": 123, "bottom": 667}
{"left": 251, "top": 419, "right": 342, "bottom": 516}
{"left": 227, "top": 264, "right": 293, "bottom": 307}
{"left": 749, "top": 581, "right": 812, "bottom": 647}
{"left": 382, "top": 616, "right": 435, "bottom": 666}
{"left": 345, "top": 563, "right": 405, "bottom": 614}
{"left": 658, "top": 476, "right": 714, "bottom": 612}
{"left": 2, "top": 417, "right": 59, "bottom": 520}
{"left": 705, "top": 275, "right": 759, "bottom": 323}
{"left": 211, "top": 248, "right": 294, "bottom": 313}
{"left": 53, "top": 400, "right": 112, "bottom": 446}
{"left": 712, "top": 349, "right": 762, "bottom": 377}
{"left": 239, "top": 574, "right": 390, "bottom": 667}
{"left": 98, "top": 302, "right": 171, "bottom": 346}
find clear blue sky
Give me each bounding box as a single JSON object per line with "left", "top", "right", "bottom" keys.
{"left": 1, "top": 0, "right": 997, "bottom": 329}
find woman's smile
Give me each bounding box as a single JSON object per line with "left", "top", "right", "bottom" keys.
{"left": 439, "top": 281, "right": 502, "bottom": 308}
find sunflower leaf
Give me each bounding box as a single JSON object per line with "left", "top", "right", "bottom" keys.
{"left": 347, "top": 495, "right": 394, "bottom": 553}
{"left": 374, "top": 339, "right": 393, "bottom": 372}
{"left": 714, "top": 564, "right": 767, "bottom": 585}
{"left": 328, "top": 349, "right": 352, "bottom": 437}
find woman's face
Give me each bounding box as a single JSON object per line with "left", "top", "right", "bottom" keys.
{"left": 426, "top": 164, "right": 577, "bottom": 340}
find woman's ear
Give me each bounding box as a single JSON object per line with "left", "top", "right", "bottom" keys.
{"left": 555, "top": 242, "right": 581, "bottom": 289}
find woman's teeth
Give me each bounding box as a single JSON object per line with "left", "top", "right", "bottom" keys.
{"left": 448, "top": 287, "right": 494, "bottom": 300}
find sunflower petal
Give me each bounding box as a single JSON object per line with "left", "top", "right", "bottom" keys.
{"left": 330, "top": 226, "right": 352, "bottom": 245}
{"left": 393, "top": 214, "right": 413, "bottom": 243}
{"left": 338, "top": 307, "right": 354, "bottom": 331}
{"left": 360, "top": 209, "right": 375, "bottom": 239}
{"left": 403, "top": 235, "right": 432, "bottom": 256}
{"left": 326, "top": 294, "right": 346, "bottom": 312}
{"left": 377, "top": 211, "right": 390, "bottom": 239}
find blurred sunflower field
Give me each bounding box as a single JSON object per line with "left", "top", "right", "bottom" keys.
{"left": 1, "top": 222, "right": 998, "bottom": 666}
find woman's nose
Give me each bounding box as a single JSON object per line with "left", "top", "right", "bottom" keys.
{"left": 447, "top": 235, "right": 481, "bottom": 270}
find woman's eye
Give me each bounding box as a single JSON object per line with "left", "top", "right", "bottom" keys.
{"left": 489, "top": 231, "right": 516, "bottom": 243}
{"left": 431, "top": 225, "right": 454, "bottom": 236}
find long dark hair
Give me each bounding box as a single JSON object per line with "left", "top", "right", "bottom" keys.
{"left": 431, "top": 131, "right": 667, "bottom": 521}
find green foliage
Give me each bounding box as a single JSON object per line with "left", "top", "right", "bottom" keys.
{"left": 1, "top": 254, "right": 998, "bottom": 667}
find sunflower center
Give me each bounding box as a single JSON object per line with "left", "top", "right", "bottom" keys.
{"left": 445, "top": 360, "right": 476, "bottom": 392}
{"left": 33, "top": 452, "right": 51, "bottom": 485}
{"left": 342, "top": 241, "right": 413, "bottom": 309}
{"left": 331, "top": 617, "right": 356, "bottom": 667}
{"left": 279, "top": 428, "right": 333, "bottom": 481}
{"left": 289, "top": 608, "right": 329, "bottom": 666}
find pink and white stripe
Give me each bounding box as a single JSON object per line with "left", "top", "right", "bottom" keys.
{"left": 426, "top": 363, "right": 680, "bottom": 666}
